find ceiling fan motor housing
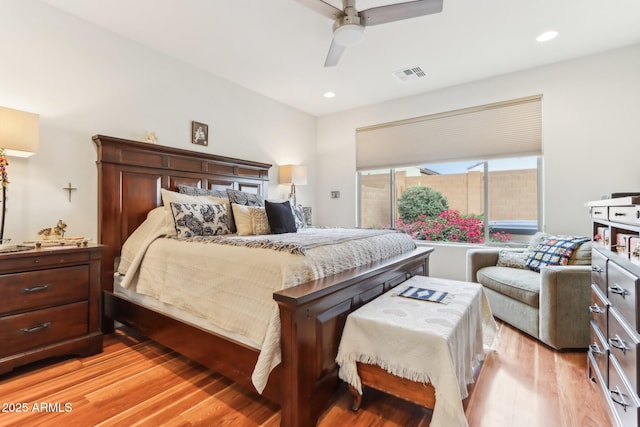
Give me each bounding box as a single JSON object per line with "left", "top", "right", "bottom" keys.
{"left": 333, "top": 12, "right": 364, "bottom": 46}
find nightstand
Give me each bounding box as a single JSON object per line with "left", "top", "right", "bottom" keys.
{"left": 0, "top": 244, "right": 104, "bottom": 374}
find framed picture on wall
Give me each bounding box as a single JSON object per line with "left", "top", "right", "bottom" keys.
{"left": 191, "top": 121, "right": 208, "bottom": 146}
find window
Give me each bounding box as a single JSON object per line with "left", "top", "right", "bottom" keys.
{"left": 358, "top": 156, "right": 540, "bottom": 243}
{"left": 355, "top": 96, "right": 542, "bottom": 243}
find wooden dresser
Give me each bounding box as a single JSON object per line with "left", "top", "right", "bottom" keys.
{"left": 587, "top": 196, "right": 640, "bottom": 427}
{"left": 0, "top": 244, "right": 104, "bottom": 375}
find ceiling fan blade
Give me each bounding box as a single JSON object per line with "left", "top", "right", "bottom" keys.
{"left": 359, "top": 0, "right": 443, "bottom": 26}
{"left": 294, "top": 0, "right": 344, "bottom": 20}
{"left": 324, "top": 39, "right": 346, "bottom": 67}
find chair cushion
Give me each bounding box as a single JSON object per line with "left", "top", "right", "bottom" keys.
{"left": 477, "top": 266, "right": 540, "bottom": 308}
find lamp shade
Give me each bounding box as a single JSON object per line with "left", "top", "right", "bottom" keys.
{"left": 0, "top": 106, "right": 39, "bottom": 157}
{"left": 279, "top": 164, "right": 307, "bottom": 185}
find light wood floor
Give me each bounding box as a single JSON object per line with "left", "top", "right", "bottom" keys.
{"left": 0, "top": 321, "right": 611, "bottom": 427}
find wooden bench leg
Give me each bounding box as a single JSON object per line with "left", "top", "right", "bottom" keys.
{"left": 348, "top": 384, "right": 363, "bottom": 412}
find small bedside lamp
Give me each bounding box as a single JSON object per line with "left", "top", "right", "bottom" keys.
{"left": 0, "top": 106, "right": 39, "bottom": 242}
{"left": 279, "top": 164, "right": 307, "bottom": 206}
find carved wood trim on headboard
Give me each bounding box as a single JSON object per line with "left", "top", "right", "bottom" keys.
{"left": 93, "top": 134, "right": 272, "bottom": 293}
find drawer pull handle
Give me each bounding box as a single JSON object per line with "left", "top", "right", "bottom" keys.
{"left": 22, "top": 284, "right": 51, "bottom": 294}
{"left": 20, "top": 322, "right": 51, "bottom": 335}
{"left": 610, "top": 387, "right": 628, "bottom": 410}
{"left": 614, "top": 212, "right": 627, "bottom": 217}
{"left": 589, "top": 342, "right": 603, "bottom": 355}
{"left": 588, "top": 304, "right": 604, "bottom": 314}
{"left": 608, "top": 284, "right": 627, "bottom": 297}
{"left": 593, "top": 210, "right": 603, "bottom": 215}
{"left": 608, "top": 335, "right": 628, "bottom": 354}
{"left": 591, "top": 265, "right": 602, "bottom": 273}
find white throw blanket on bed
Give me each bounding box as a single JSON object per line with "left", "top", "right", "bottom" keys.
{"left": 335, "top": 277, "right": 498, "bottom": 427}
{"left": 116, "top": 208, "right": 417, "bottom": 393}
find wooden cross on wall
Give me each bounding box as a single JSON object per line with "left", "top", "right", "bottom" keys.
{"left": 63, "top": 182, "right": 77, "bottom": 202}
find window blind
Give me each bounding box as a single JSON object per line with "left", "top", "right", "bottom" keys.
{"left": 356, "top": 95, "right": 542, "bottom": 170}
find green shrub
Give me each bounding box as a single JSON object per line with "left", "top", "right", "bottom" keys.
{"left": 397, "top": 186, "right": 449, "bottom": 223}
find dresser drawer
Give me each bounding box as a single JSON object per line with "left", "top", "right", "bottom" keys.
{"left": 592, "top": 206, "right": 608, "bottom": 220}
{"left": 609, "top": 308, "right": 640, "bottom": 392}
{"left": 589, "top": 320, "right": 609, "bottom": 386}
{"left": 0, "top": 265, "right": 89, "bottom": 315}
{"left": 0, "top": 301, "right": 89, "bottom": 357}
{"left": 608, "top": 261, "right": 640, "bottom": 331}
{"left": 592, "top": 249, "right": 608, "bottom": 295}
{"left": 610, "top": 206, "right": 640, "bottom": 226}
{"left": 590, "top": 284, "right": 609, "bottom": 335}
{"left": 608, "top": 355, "right": 640, "bottom": 427}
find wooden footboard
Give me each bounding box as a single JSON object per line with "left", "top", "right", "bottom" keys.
{"left": 274, "top": 247, "right": 431, "bottom": 426}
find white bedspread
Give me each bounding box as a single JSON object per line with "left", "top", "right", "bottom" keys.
{"left": 335, "top": 276, "right": 497, "bottom": 427}
{"left": 116, "top": 209, "right": 417, "bottom": 393}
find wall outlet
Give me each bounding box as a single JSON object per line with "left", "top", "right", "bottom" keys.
{"left": 331, "top": 191, "right": 340, "bottom": 199}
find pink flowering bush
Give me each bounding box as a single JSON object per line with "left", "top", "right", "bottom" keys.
{"left": 394, "top": 209, "right": 510, "bottom": 243}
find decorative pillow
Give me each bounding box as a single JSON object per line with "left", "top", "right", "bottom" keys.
{"left": 527, "top": 232, "right": 551, "bottom": 252}
{"left": 178, "top": 184, "right": 228, "bottom": 199}
{"left": 291, "top": 204, "right": 307, "bottom": 230}
{"left": 568, "top": 241, "right": 592, "bottom": 265}
{"left": 264, "top": 200, "right": 297, "bottom": 234}
{"left": 226, "top": 189, "right": 264, "bottom": 206}
{"left": 231, "top": 204, "right": 271, "bottom": 236}
{"left": 161, "top": 189, "right": 232, "bottom": 235}
{"left": 526, "top": 236, "right": 590, "bottom": 272}
{"left": 225, "top": 190, "right": 264, "bottom": 233}
{"left": 496, "top": 250, "right": 530, "bottom": 269}
{"left": 169, "top": 202, "right": 230, "bottom": 237}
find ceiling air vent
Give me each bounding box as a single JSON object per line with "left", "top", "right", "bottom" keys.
{"left": 393, "top": 66, "right": 427, "bottom": 82}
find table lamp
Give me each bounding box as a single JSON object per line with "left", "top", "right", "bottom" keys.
{"left": 0, "top": 106, "right": 39, "bottom": 243}
{"left": 279, "top": 164, "right": 307, "bottom": 206}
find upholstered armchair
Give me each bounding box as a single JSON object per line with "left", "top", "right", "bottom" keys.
{"left": 466, "top": 235, "right": 592, "bottom": 350}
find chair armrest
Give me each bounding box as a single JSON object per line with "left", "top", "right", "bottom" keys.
{"left": 465, "top": 248, "right": 523, "bottom": 282}
{"left": 539, "top": 265, "right": 592, "bottom": 349}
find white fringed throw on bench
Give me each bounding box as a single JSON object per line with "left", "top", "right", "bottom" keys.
{"left": 335, "top": 276, "right": 498, "bottom": 427}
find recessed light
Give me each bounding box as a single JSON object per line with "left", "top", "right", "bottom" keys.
{"left": 323, "top": 91, "right": 336, "bottom": 98}
{"left": 536, "top": 30, "right": 558, "bottom": 42}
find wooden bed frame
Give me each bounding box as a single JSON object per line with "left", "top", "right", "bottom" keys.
{"left": 93, "top": 134, "right": 434, "bottom": 426}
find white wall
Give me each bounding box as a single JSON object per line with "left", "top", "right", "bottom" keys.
{"left": 315, "top": 44, "right": 640, "bottom": 278}
{"left": 0, "top": 0, "right": 317, "bottom": 243}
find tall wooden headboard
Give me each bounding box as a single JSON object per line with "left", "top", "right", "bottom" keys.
{"left": 93, "top": 134, "right": 271, "bottom": 292}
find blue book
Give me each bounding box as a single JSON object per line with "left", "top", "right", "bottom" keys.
{"left": 398, "top": 286, "right": 452, "bottom": 304}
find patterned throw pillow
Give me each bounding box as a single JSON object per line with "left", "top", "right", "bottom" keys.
{"left": 178, "top": 184, "right": 228, "bottom": 199}
{"left": 496, "top": 250, "right": 530, "bottom": 269}
{"left": 526, "top": 236, "right": 590, "bottom": 272}
{"left": 226, "top": 189, "right": 264, "bottom": 206}
{"left": 169, "top": 202, "right": 230, "bottom": 237}
{"left": 291, "top": 204, "right": 307, "bottom": 230}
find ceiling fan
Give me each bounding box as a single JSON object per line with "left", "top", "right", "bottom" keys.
{"left": 295, "top": 0, "right": 444, "bottom": 67}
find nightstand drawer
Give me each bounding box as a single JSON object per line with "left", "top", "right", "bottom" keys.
{"left": 0, "top": 301, "right": 89, "bottom": 357}
{"left": 0, "top": 265, "right": 89, "bottom": 315}
{"left": 0, "top": 251, "right": 91, "bottom": 274}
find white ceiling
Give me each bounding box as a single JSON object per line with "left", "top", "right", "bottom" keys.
{"left": 39, "top": 0, "right": 640, "bottom": 117}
